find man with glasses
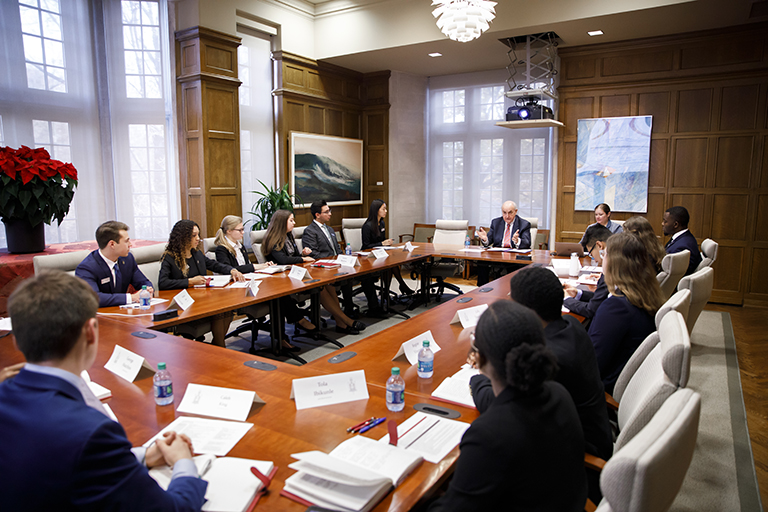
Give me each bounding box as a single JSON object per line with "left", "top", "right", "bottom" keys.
{"left": 475, "top": 200, "right": 532, "bottom": 286}
{"left": 76, "top": 221, "right": 154, "bottom": 307}
{"left": 562, "top": 223, "right": 613, "bottom": 322}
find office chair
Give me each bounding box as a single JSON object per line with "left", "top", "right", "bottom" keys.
{"left": 677, "top": 266, "right": 714, "bottom": 335}
{"left": 656, "top": 250, "right": 690, "bottom": 300}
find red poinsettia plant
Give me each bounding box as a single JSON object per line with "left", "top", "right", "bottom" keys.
{"left": 0, "top": 145, "right": 78, "bottom": 228}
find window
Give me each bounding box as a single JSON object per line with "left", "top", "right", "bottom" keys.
{"left": 121, "top": 0, "right": 162, "bottom": 99}
{"left": 238, "top": 45, "right": 250, "bottom": 107}
{"left": 441, "top": 141, "right": 464, "bottom": 219}
{"left": 129, "top": 124, "right": 169, "bottom": 239}
{"left": 479, "top": 86, "right": 505, "bottom": 121}
{"left": 19, "top": 0, "right": 67, "bottom": 92}
{"left": 518, "top": 137, "right": 547, "bottom": 223}
{"left": 478, "top": 138, "right": 503, "bottom": 226}
{"left": 442, "top": 90, "right": 465, "bottom": 124}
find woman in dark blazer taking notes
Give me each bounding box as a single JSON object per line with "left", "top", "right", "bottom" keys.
{"left": 361, "top": 199, "right": 413, "bottom": 295}
{"left": 213, "top": 215, "right": 274, "bottom": 273}
{"left": 159, "top": 219, "right": 245, "bottom": 347}
{"left": 429, "top": 301, "right": 587, "bottom": 511}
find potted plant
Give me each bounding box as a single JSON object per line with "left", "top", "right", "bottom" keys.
{"left": 248, "top": 180, "right": 301, "bottom": 230}
{"left": 0, "top": 145, "right": 78, "bottom": 253}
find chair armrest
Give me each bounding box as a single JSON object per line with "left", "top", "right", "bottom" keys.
{"left": 605, "top": 392, "right": 619, "bottom": 411}
{"left": 584, "top": 498, "right": 597, "bottom": 512}
{"left": 399, "top": 234, "right": 414, "bottom": 243}
{"left": 427, "top": 236, "right": 434, "bottom": 243}
{"left": 584, "top": 453, "right": 606, "bottom": 472}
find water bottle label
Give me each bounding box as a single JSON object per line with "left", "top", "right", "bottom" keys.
{"left": 154, "top": 383, "right": 173, "bottom": 399}
{"left": 418, "top": 360, "right": 433, "bottom": 373}
{"left": 387, "top": 389, "right": 404, "bottom": 404}
{"left": 140, "top": 297, "right": 150, "bottom": 307}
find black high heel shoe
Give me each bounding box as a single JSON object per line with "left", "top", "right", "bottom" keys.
{"left": 399, "top": 283, "right": 414, "bottom": 296}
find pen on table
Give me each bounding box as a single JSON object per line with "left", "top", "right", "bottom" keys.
{"left": 358, "top": 417, "right": 386, "bottom": 434}
{"left": 351, "top": 417, "right": 377, "bottom": 433}
{"left": 347, "top": 417, "right": 375, "bottom": 433}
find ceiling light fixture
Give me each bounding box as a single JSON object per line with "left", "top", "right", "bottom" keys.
{"left": 432, "top": 0, "right": 497, "bottom": 43}
{"left": 429, "top": 52, "right": 443, "bottom": 57}
{"left": 588, "top": 30, "right": 604, "bottom": 36}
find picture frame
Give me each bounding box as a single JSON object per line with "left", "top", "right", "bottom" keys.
{"left": 290, "top": 132, "right": 364, "bottom": 208}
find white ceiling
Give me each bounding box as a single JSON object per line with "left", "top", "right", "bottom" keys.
{"left": 311, "top": 0, "right": 766, "bottom": 77}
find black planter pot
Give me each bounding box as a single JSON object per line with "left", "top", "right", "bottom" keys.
{"left": 3, "top": 218, "right": 46, "bottom": 254}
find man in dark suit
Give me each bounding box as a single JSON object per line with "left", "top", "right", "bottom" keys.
{"left": 475, "top": 200, "right": 532, "bottom": 285}
{"left": 662, "top": 206, "right": 702, "bottom": 276}
{"left": 75, "top": 221, "right": 153, "bottom": 307}
{"left": 563, "top": 223, "right": 614, "bottom": 322}
{"left": 0, "top": 271, "right": 207, "bottom": 512}
{"left": 303, "top": 200, "right": 381, "bottom": 319}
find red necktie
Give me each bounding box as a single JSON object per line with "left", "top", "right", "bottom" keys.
{"left": 502, "top": 223, "right": 511, "bottom": 248}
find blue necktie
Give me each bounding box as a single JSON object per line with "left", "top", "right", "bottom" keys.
{"left": 113, "top": 262, "right": 122, "bottom": 291}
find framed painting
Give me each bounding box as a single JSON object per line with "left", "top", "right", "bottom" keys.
{"left": 574, "top": 115, "right": 653, "bottom": 213}
{"left": 290, "top": 132, "right": 364, "bottom": 208}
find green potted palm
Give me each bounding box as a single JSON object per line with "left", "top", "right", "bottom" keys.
{"left": 0, "top": 145, "right": 78, "bottom": 253}
{"left": 248, "top": 180, "right": 301, "bottom": 230}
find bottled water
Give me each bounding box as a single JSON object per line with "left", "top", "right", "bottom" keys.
{"left": 569, "top": 252, "right": 580, "bottom": 277}
{"left": 417, "top": 340, "right": 434, "bottom": 378}
{"left": 153, "top": 362, "right": 174, "bottom": 406}
{"left": 346, "top": 243, "right": 352, "bottom": 255}
{"left": 465, "top": 235, "right": 470, "bottom": 249}
{"left": 386, "top": 367, "right": 405, "bottom": 412}
{"left": 139, "top": 285, "right": 151, "bottom": 310}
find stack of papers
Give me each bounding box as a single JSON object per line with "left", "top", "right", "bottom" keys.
{"left": 430, "top": 364, "right": 479, "bottom": 409}
{"left": 143, "top": 416, "right": 254, "bottom": 457}
{"left": 254, "top": 265, "right": 290, "bottom": 274}
{"left": 378, "top": 412, "right": 470, "bottom": 464}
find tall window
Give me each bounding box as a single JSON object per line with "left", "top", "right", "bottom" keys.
{"left": 33, "top": 119, "right": 76, "bottom": 242}
{"left": 19, "top": 0, "right": 67, "bottom": 92}
{"left": 121, "top": 0, "right": 162, "bottom": 99}
{"left": 428, "top": 72, "right": 553, "bottom": 229}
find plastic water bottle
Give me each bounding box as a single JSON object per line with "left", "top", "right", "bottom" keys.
{"left": 465, "top": 235, "right": 471, "bottom": 249}
{"left": 153, "top": 363, "right": 174, "bottom": 406}
{"left": 346, "top": 243, "right": 352, "bottom": 255}
{"left": 417, "top": 340, "right": 434, "bottom": 378}
{"left": 139, "top": 285, "right": 151, "bottom": 310}
{"left": 386, "top": 367, "right": 405, "bottom": 412}
{"left": 569, "top": 252, "right": 580, "bottom": 277}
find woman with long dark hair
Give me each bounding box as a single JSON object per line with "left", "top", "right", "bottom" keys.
{"left": 361, "top": 199, "right": 413, "bottom": 295}
{"left": 430, "top": 300, "right": 586, "bottom": 511}
{"left": 159, "top": 219, "right": 245, "bottom": 347}
{"left": 623, "top": 215, "right": 665, "bottom": 272}
{"left": 262, "top": 210, "right": 364, "bottom": 335}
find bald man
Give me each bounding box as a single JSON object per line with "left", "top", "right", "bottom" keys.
{"left": 476, "top": 201, "right": 531, "bottom": 285}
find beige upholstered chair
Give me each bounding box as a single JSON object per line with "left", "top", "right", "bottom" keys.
{"left": 202, "top": 237, "right": 216, "bottom": 260}
{"left": 131, "top": 243, "right": 165, "bottom": 292}
{"left": 32, "top": 250, "right": 90, "bottom": 276}
{"left": 696, "top": 238, "right": 718, "bottom": 272}
{"left": 524, "top": 217, "right": 538, "bottom": 249}
{"left": 654, "top": 288, "right": 691, "bottom": 330}
{"left": 341, "top": 218, "right": 366, "bottom": 252}
{"left": 677, "top": 266, "right": 714, "bottom": 335}
{"left": 594, "top": 388, "right": 701, "bottom": 512}
{"left": 249, "top": 229, "right": 268, "bottom": 264}
{"left": 292, "top": 226, "right": 306, "bottom": 252}
{"left": 656, "top": 250, "right": 690, "bottom": 300}
{"left": 428, "top": 220, "right": 468, "bottom": 299}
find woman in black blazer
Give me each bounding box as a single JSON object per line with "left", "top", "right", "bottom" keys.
{"left": 361, "top": 199, "right": 413, "bottom": 295}
{"left": 159, "top": 220, "right": 245, "bottom": 347}
{"left": 430, "top": 301, "right": 587, "bottom": 511}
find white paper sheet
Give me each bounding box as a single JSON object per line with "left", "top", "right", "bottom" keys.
{"left": 177, "top": 383, "right": 264, "bottom": 422}
{"left": 143, "top": 416, "right": 253, "bottom": 456}
{"left": 379, "top": 412, "right": 470, "bottom": 464}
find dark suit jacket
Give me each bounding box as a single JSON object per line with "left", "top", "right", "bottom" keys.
{"left": 266, "top": 235, "right": 304, "bottom": 265}
{"left": 430, "top": 383, "right": 586, "bottom": 511}
{"left": 158, "top": 248, "right": 234, "bottom": 290}
{"left": 0, "top": 369, "right": 207, "bottom": 511}
{"left": 302, "top": 221, "right": 339, "bottom": 259}
{"left": 665, "top": 230, "right": 702, "bottom": 276}
{"left": 215, "top": 243, "right": 255, "bottom": 273}
{"left": 563, "top": 274, "right": 608, "bottom": 320}
{"left": 361, "top": 219, "right": 386, "bottom": 250}
{"left": 484, "top": 215, "right": 531, "bottom": 249}
{"left": 588, "top": 295, "right": 656, "bottom": 394}
{"left": 75, "top": 250, "right": 152, "bottom": 307}
{"left": 471, "top": 316, "right": 612, "bottom": 460}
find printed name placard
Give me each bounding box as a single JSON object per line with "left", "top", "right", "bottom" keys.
{"left": 290, "top": 369, "right": 369, "bottom": 410}
{"left": 336, "top": 254, "right": 359, "bottom": 267}
{"left": 371, "top": 248, "right": 388, "bottom": 259}
{"left": 449, "top": 304, "right": 489, "bottom": 328}
{"left": 177, "top": 383, "right": 265, "bottom": 422}
{"left": 288, "top": 265, "right": 308, "bottom": 281}
{"left": 171, "top": 289, "right": 194, "bottom": 311}
{"left": 404, "top": 242, "right": 416, "bottom": 252}
{"left": 104, "top": 345, "right": 155, "bottom": 383}
{"left": 392, "top": 330, "right": 441, "bottom": 365}
{"left": 246, "top": 280, "right": 260, "bottom": 297}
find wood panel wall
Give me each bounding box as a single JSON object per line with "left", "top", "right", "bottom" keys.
{"left": 556, "top": 23, "right": 768, "bottom": 306}
{"left": 273, "top": 52, "right": 391, "bottom": 233}
{"left": 175, "top": 27, "right": 242, "bottom": 237}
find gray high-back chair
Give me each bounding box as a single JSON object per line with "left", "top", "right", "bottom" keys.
{"left": 656, "top": 250, "right": 690, "bottom": 300}
{"left": 131, "top": 243, "right": 166, "bottom": 292}
{"left": 341, "top": 218, "right": 366, "bottom": 252}
{"left": 293, "top": 226, "right": 306, "bottom": 252}
{"left": 249, "top": 229, "right": 268, "bottom": 264}
{"left": 654, "top": 288, "right": 691, "bottom": 330}
{"left": 33, "top": 250, "right": 90, "bottom": 276}
{"left": 428, "top": 219, "right": 468, "bottom": 300}
{"left": 202, "top": 237, "right": 216, "bottom": 260}
{"left": 696, "top": 238, "right": 718, "bottom": 272}
{"left": 524, "top": 217, "right": 538, "bottom": 249}
{"left": 677, "top": 266, "right": 714, "bottom": 335}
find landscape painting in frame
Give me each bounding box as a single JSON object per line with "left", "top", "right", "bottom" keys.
{"left": 575, "top": 115, "right": 652, "bottom": 213}
{"left": 290, "top": 132, "right": 363, "bottom": 208}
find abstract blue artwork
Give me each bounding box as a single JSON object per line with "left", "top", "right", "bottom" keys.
{"left": 575, "top": 116, "right": 652, "bottom": 213}
{"left": 290, "top": 132, "right": 363, "bottom": 208}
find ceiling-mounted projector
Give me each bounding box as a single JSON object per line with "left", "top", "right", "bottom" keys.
{"left": 506, "top": 97, "right": 554, "bottom": 121}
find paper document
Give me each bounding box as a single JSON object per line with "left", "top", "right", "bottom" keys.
{"left": 143, "top": 416, "right": 254, "bottom": 456}
{"left": 449, "top": 304, "right": 489, "bottom": 328}
{"left": 81, "top": 370, "right": 111, "bottom": 399}
{"left": 240, "top": 272, "right": 271, "bottom": 280}
{"left": 431, "top": 364, "right": 480, "bottom": 409}
{"left": 104, "top": 345, "right": 155, "bottom": 383}
{"left": 379, "top": 412, "right": 470, "bottom": 464}
{"left": 120, "top": 298, "right": 168, "bottom": 309}
{"left": 581, "top": 265, "right": 602, "bottom": 273}
{"left": 510, "top": 248, "right": 532, "bottom": 253}
{"left": 177, "top": 383, "right": 264, "bottom": 422}
{"left": 459, "top": 247, "right": 483, "bottom": 252}
{"left": 0, "top": 317, "right": 11, "bottom": 331}
{"left": 255, "top": 265, "right": 290, "bottom": 274}
{"left": 392, "top": 330, "right": 441, "bottom": 366}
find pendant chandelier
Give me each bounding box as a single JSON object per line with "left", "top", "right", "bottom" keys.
{"left": 432, "top": 0, "right": 497, "bottom": 43}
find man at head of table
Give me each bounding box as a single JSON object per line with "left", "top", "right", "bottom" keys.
{"left": 0, "top": 271, "right": 207, "bottom": 512}
{"left": 477, "top": 200, "right": 531, "bottom": 250}
{"left": 75, "top": 220, "right": 154, "bottom": 307}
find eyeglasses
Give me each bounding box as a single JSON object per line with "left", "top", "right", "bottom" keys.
{"left": 469, "top": 332, "right": 478, "bottom": 353}
{"left": 321, "top": 208, "right": 331, "bottom": 214}
{"left": 232, "top": 228, "right": 245, "bottom": 232}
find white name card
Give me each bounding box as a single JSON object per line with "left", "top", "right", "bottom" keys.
{"left": 290, "top": 369, "right": 369, "bottom": 410}
{"left": 404, "top": 241, "right": 415, "bottom": 252}
{"left": 246, "top": 280, "right": 260, "bottom": 297}
{"left": 336, "top": 254, "right": 359, "bottom": 267}
{"left": 392, "top": 330, "right": 441, "bottom": 366}
{"left": 172, "top": 289, "right": 194, "bottom": 311}
{"left": 288, "top": 265, "right": 308, "bottom": 281}
{"left": 371, "top": 248, "right": 388, "bottom": 259}
{"left": 104, "top": 344, "right": 155, "bottom": 383}
{"left": 177, "top": 383, "right": 265, "bottom": 422}
{"left": 450, "top": 304, "right": 489, "bottom": 328}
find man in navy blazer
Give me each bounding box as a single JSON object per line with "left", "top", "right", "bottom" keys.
{"left": 475, "top": 201, "right": 532, "bottom": 285}
{"left": 662, "top": 206, "right": 702, "bottom": 276}
{"left": 76, "top": 221, "right": 153, "bottom": 307}
{"left": 0, "top": 271, "right": 207, "bottom": 512}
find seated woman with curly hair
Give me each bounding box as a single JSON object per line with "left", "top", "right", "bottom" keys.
{"left": 159, "top": 219, "right": 245, "bottom": 347}
{"left": 623, "top": 215, "right": 666, "bottom": 273}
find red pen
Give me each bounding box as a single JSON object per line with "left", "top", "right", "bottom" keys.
{"left": 347, "top": 416, "right": 375, "bottom": 433}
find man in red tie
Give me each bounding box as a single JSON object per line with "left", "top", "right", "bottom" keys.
{"left": 475, "top": 201, "right": 532, "bottom": 285}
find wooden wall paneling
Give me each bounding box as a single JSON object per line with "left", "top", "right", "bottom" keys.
{"left": 648, "top": 139, "right": 668, "bottom": 188}
{"left": 747, "top": 248, "right": 768, "bottom": 297}
{"left": 670, "top": 193, "right": 708, "bottom": 237}
{"left": 711, "top": 194, "right": 750, "bottom": 241}
{"left": 671, "top": 137, "right": 709, "bottom": 188}
{"left": 712, "top": 245, "right": 746, "bottom": 301}
{"left": 599, "top": 94, "right": 631, "bottom": 117}
{"left": 326, "top": 109, "right": 343, "bottom": 136}
{"left": 562, "top": 97, "right": 595, "bottom": 139}
{"left": 715, "top": 136, "right": 755, "bottom": 189}
{"left": 720, "top": 84, "right": 760, "bottom": 131}
{"left": 638, "top": 91, "right": 671, "bottom": 133}
{"left": 755, "top": 194, "right": 768, "bottom": 242}
{"left": 676, "top": 88, "right": 713, "bottom": 133}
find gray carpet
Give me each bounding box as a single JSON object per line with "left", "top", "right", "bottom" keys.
{"left": 671, "top": 310, "right": 762, "bottom": 512}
